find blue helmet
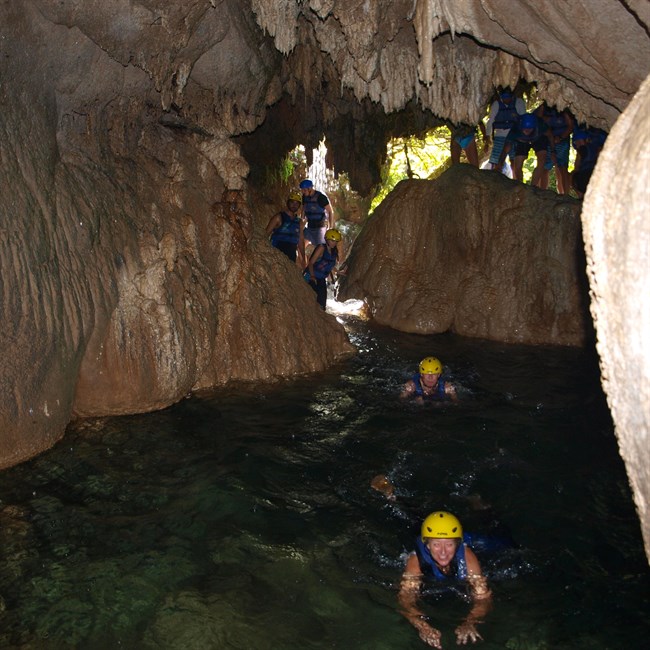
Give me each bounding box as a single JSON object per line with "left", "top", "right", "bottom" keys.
{"left": 520, "top": 113, "right": 537, "bottom": 130}
{"left": 299, "top": 179, "right": 313, "bottom": 189}
{"left": 499, "top": 89, "right": 514, "bottom": 100}
{"left": 572, "top": 128, "right": 590, "bottom": 142}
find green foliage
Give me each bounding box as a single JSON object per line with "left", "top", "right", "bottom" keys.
{"left": 370, "top": 127, "right": 451, "bottom": 212}
{"left": 263, "top": 146, "right": 307, "bottom": 190}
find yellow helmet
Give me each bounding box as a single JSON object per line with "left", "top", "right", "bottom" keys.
{"left": 325, "top": 228, "right": 342, "bottom": 242}
{"left": 288, "top": 190, "right": 302, "bottom": 203}
{"left": 419, "top": 356, "right": 442, "bottom": 375}
{"left": 421, "top": 511, "right": 463, "bottom": 541}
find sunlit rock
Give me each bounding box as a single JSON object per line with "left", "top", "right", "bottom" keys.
{"left": 339, "top": 166, "right": 588, "bottom": 346}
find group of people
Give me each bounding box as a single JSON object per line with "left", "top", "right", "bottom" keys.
{"left": 450, "top": 88, "right": 607, "bottom": 197}
{"left": 265, "top": 178, "right": 343, "bottom": 310}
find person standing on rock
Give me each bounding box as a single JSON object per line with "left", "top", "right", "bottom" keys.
{"left": 265, "top": 190, "right": 305, "bottom": 265}
{"left": 400, "top": 357, "right": 458, "bottom": 403}
{"left": 449, "top": 122, "right": 488, "bottom": 167}
{"left": 484, "top": 89, "right": 526, "bottom": 173}
{"left": 535, "top": 102, "right": 574, "bottom": 194}
{"left": 571, "top": 126, "right": 607, "bottom": 198}
{"left": 300, "top": 179, "right": 334, "bottom": 249}
{"left": 305, "top": 228, "right": 342, "bottom": 310}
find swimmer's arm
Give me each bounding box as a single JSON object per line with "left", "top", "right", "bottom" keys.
{"left": 400, "top": 380, "right": 416, "bottom": 400}
{"left": 455, "top": 547, "right": 492, "bottom": 644}
{"left": 445, "top": 382, "right": 458, "bottom": 402}
{"left": 399, "top": 555, "right": 442, "bottom": 649}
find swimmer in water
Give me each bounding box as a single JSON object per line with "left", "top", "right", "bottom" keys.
{"left": 399, "top": 511, "right": 492, "bottom": 648}
{"left": 400, "top": 357, "right": 458, "bottom": 403}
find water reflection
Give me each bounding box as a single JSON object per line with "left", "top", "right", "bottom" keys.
{"left": 0, "top": 319, "right": 648, "bottom": 648}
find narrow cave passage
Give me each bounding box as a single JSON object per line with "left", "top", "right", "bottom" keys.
{"left": 0, "top": 318, "right": 648, "bottom": 648}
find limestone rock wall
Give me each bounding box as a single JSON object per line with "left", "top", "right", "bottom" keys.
{"left": 582, "top": 72, "right": 650, "bottom": 560}
{"left": 338, "top": 167, "right": 588, "bottom": 346}
{"left": 0, "top": 2, "right": 353, "bottom": 469}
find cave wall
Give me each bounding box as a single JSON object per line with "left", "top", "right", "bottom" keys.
{"left": 0, "top": 0, "right": 649, "bottom": 560}
{"left": 582, "top": 74, "right": 650, "bottom": 561}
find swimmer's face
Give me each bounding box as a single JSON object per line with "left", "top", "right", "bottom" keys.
{"left": 426, "top": 538, "right": 459, "bottom": 567}
{"left": 421, "top": 373, "right": 440, "bottom": 388}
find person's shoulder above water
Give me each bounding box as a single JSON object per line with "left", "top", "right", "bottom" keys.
{"left": 400, "top": 356, "right": 458, "bottom": 402}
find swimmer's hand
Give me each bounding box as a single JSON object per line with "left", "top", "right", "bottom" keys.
{"left": 415, "top": 619, "right": 442, "bottom": 648}
{"left": 454, "top": 621, "right": 483, "bottom": 645}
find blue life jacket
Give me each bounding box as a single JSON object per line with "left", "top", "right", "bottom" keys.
{"left": 270, "top": 211, "right": 301, "bottom": 246}
{"left": 542, "top": 107, "right": 569, "bottom": 138}
{"left": 412, "top": 373, "right": 448, "bottom": 400}
{"left": 303, "top": 190, "right": 329, "bottom": 228}
{"left": 415, "top": 536, "right": 469, "bottom": 581}
{"left": 312, "top": 244, "right": 338, "bottom": 279}
{"left": 493, "top": 100, "right": 520, "bottom": 130}
{"left": 575, "top": 140, "right": 601, "bottom": 172}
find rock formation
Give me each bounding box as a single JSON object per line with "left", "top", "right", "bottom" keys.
{"left": 338, "top": 166, "right": 589, "bottom": 346}
{"left": 0, "top": 0, "right": 649, "bottom": 560}
{"left": 582, "top": 74, "right": 650, "bottom": 562}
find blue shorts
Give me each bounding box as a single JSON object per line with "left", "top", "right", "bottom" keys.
{"left": 545, "top": 138, "right": 570, "bottom": 169}
{"left": 489, "top": 134, "right": 515, "bottom": 164}
{"left": 304, "top": 226, "right": 326, "bottom": 246}
{"left": 454, "top": 133, "right": 475, "bottom": 150}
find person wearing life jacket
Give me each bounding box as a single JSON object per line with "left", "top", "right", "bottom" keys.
{"left": 484, "top": 89, "right": 526, "bottom": 173}
{"left": 300, "top": 179, "right": 334, "bottom": 249}
{"left": 305, "top": 228, "right": 342, "bottom": 310}
{"left": 399, "top": 512, "right": 492, "bottom": 648}
{"left": 535, "top": 103, "right": 575, "bottom": 194}
{"left": 400, "top": 356, "right": 457, "bottom": 402}
{"left": 501, "top": 112, "right": 549, "bottom": 188}
{"left": 571, "top": 126, "right": 607, "bottom": 198}
{"left": 265, "top": 190, "right": 305, "bottom": 265}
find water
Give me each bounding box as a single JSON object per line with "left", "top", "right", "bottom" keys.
{"left": 0, "top": 318, "right": 648, "bottom": 649}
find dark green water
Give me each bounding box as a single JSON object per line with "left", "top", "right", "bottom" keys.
{"left": 0, "top": 319, "right": 648, "bottom": 649}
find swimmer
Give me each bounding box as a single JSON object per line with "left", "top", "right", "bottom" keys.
{"left": 400, "top": 357, "right": 458, "bottom": 403}
{"left": 399, "top": 511, "right": 492, "bottom": 648}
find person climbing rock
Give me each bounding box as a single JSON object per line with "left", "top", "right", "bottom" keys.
{"left": 399, "top": 511, "right": 492, "bottom": 648}
{"left": 400, "top": 357, "right": 457, "bottom": 402}
{"left": 500, "top": 112, "right": 548, "bottom": 188}
{"left": 300, "top": 178, "right": 334, "bottom": 248}
{"left": 265, "top": 190, "right": 305, "bottom": 265}
{"left": 305, "top": 228, "right": 342, "bottom": 310}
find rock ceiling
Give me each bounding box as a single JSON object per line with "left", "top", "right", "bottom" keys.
{"left": 17, "top": 0, "right": 650, "bottom": 194}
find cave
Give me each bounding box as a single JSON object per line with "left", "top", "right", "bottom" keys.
{"left": 1, "top": 0, "right": 649, "bottom": 583}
